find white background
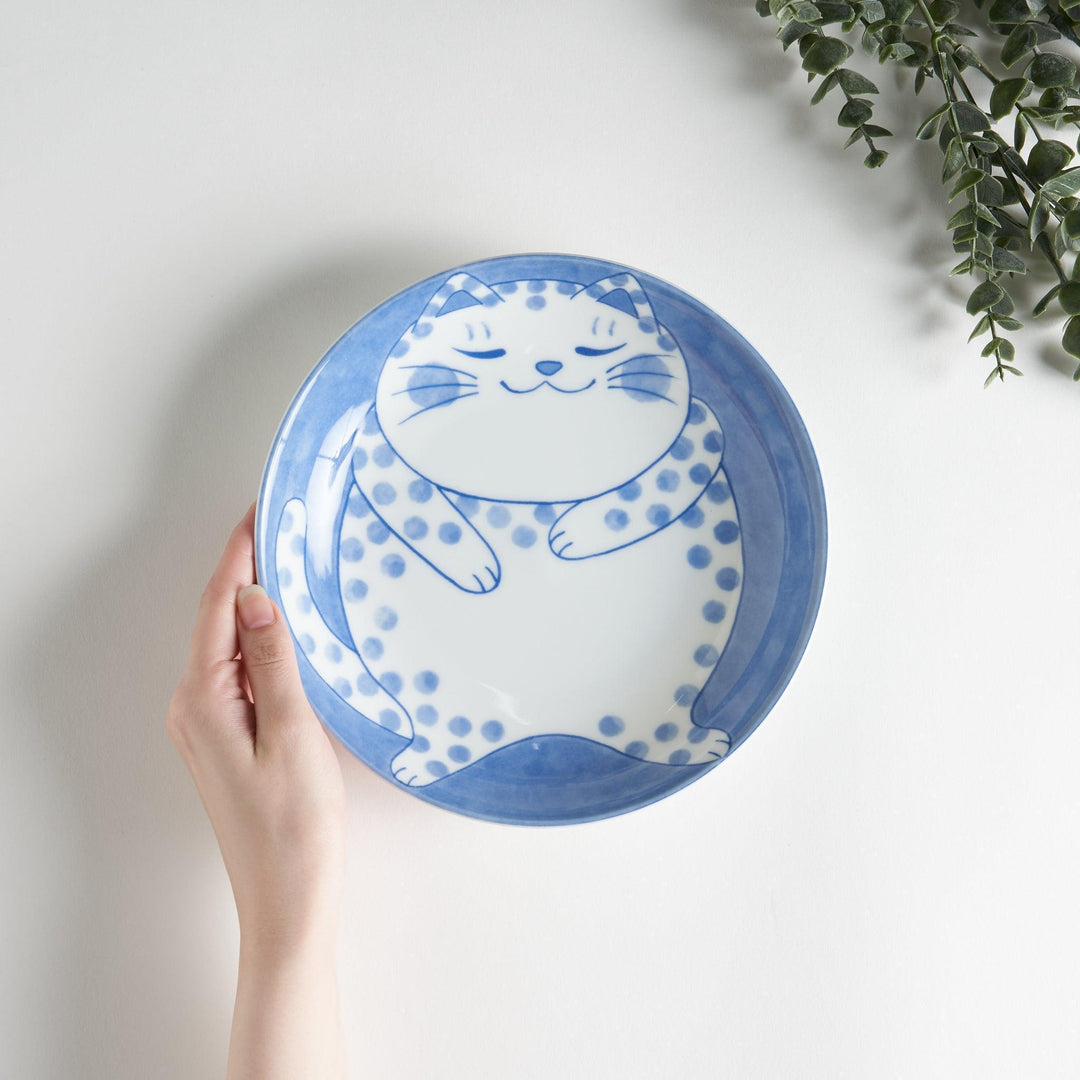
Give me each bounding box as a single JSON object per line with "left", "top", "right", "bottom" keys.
{"left": 3, "top": 2, "right": 1079, "bottom": 1077}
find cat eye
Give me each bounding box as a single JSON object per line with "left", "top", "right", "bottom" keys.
{"left": 575, "top": 344, "right": 625, "bottom": 356}
{"left": 454, "top": 347, "right": 506, "bottom": 360}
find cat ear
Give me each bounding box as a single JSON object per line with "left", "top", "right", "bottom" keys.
{"left": 575, "top": 273, "right": 655, "bottom": 322}
{"left": 422, "top": 272, "right": 504, "bottom": 318}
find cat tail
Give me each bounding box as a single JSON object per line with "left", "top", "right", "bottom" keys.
{"left": 275, "top": 497, "right": 409, "bottom": 735}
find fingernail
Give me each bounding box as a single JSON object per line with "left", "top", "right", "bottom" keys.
{"left": 237, "top": 584, "right": 276, "bottom": 630}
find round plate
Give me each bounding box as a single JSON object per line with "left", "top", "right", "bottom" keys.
{"left": 255, "top": 253, "right": 826, "bottom": 826}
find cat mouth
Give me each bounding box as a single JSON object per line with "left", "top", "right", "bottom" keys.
{"left": 499, "top": 378, "right": 597, "bottom": 395}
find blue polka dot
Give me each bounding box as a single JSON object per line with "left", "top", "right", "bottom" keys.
{"left": 374, "top": 606, "right": 398, "bottom": 630}
{"left": 347, "top": 489, "right": 370, "bottom": 517}
{"left": 599, "top": 715, "right": 625, "bottom": 736}
{"left": 278, "top": 567, "right": 292, "bottom": 587}
{"left": 417, "top": 704, "right": 438, "bottom": 726}
{"left": 655, "top": 722, "right": 678, "bottom": 742}
{"left": 716, "top": 567, "right": 740, "bottom": 591}
{"left": 439, "top": 522, "right": 462, "bottom": 544}
{"left": 341, "top": 537, "right": 364, "bottom": 562}
{"left": 408, "top": 478, "right": 433, "bottom": 503}
{"left": 449, "top": 715, "right": 472, "bottom": 736}
{"left": 325, "top": 642, "right": 342, "bottom": 663}
{"left": 362, "top": 409, "right": 380, "bottom": 435}
{"left": 381, "top": 554, "right": 405, "bottom": 577}
{"left": 534, "top": 503, "right": 557, "bottom": 524}
{"left": 680, "top": 505, "right": 704, "bottom": 528}
{"left": 703, "top": 600, "right": 727, "bottom": 623}
{"left": 706, "top": 482, "right": 731, "bottom": 504}
{"left": 379, "top": 709, "right": 401, "bottom": 731}
{"left": 344, "top": 577, "right": 367, "bottom": 602}
{"left": 638, "top": 318, "right": 656, "bottom": 333}
{"left": 413, "top": 321, "right": 433, "bottom": 338}
{"left": 357, "top": 674, "right": 379, "bottom": 695}
{"left": 526, "top": 295, "right": 546, "bottom": 310}
{"left": 333, "top": 677, "right": 352, "bottom": 699}
{"left": 412, "top": 735, "right": 430, "bottom": 753}
{"left": 372, "top": 482, "right": 396, "bottom": 506}
{"left": 626, "top": 740, "right": 648, "bottom": 758}
{"left": 689, "top": 463, "right": 712, "bottom": 486}
{"left": 703, "top": 430, "right": 723, "bottom": 454}
{"left": 556, "top": 281, "right": 577, "bottom": 294}
{"left": 281, "top": 509, "right": 295, "bottom": 532}
{"left": 448, "top": 744, "right": 471, "bottom": 763}
{"left": 297, "top": 593, "right": 313, "bottom": 614}
{"left": 669, "top": 749, "right": 691, "bottom": 765}
{"left": 527, "top": 280, "right": 547, "bottom": 292}
{"left": 658, "top": 334, "right": 676, "bottom": 350}
{"left": 617, "top": 481, "right": 642, "bottom": 501}
{"left": 299, "top": 633, "right": 315, "bottom": 654}
{"left": 694, "top": 644, "right": 720, "bottom": 667}
{"left": 657, "top": 469, "right": 680, "bottom": 492}
{"left": 670, "top": 436, "right": 694, "bottom": 460}
{"left": 373, "top": 444, "right": 395, "bottom": 468}
{"left": 499, "top": 282, "right": 518, "bottom": 294}
{"left": 688, "top": 402, "right": 706, "bottom": 424}
{"left": 687, "top": 545, "right": 712, "bottom": 569}
{"left": 687, "top": 726, "right": 710, "bottom": 744}
{"left": 486, "top": 505, "right": 511, "bottom": 527}
{"left": 381, "top": 671, "right": 403, "bottom": 695}
{"left": 481, "top": 720, "right": 504, "bottom": 742}
{"left": 714, "top": 521, "right": 740, "bottom": 544}
{"left": 414, "top": 670, "right": 439, "bottom": 693}
{"left": 646, "top": 504, "right": 671, "bottom": 527}
{"left": 512, "top": 525, "right": 537, "bottom": 547}
{"left": 629, "top": 289, "right": 647, "bottom": 304}
{"left": 604, "top": 509, "right": 629, "bottom": 531}
{"left": 674, "top": 685, "right": 698, "bottom": 706}
{"left": 291, "top": 534, "right": 305, "bottom": 555}
{"left": 456, "top": 496, "right": 480, "bottom": 518}
{"left": 362, "top": 637, "right": 383, "bottom": 660}
{"left": 367, "top": 520, "right": 390, "bottom": 544}
{"left": 352, "top": 447, "right": 368, "bottom": 470}
{"left": 481, "top": 292, "right": 499, "bottom": 307}
{"left": 426, "top": 760, "right": 448, "bottom": 778}
{"left": 390, "top": 339, "right": 409, "bottom": 358}
{"left": 403, "top": 516, "right": 428, "bottom": 540}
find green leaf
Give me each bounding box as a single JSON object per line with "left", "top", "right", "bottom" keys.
{"left": 991, "top": 247, "right": 1027, "bottom": 272}
{"left": 792, "top": 1, "right": 823, "bottom": 21}
{"left": 1014, "top": 111, "right": 1028, "bottom": 152}
{"left": 917, "top": 104, "right": 949, "bottom": 139}
{"left": 811, "top": 71, "right": 838, "bottom": 103}
{"left": 1041, "top": 168, "right": 1080, "bottom": 201}
{"left": 1062, "top": 208, "right": 1080, "bottom": 245}
{"left": 836, "top": 68, "right": 879, "bottom": 94}
{"left": 864, "top": 148, "right": 889, "bottom": 167}
{"left": 991, "top": 290, "right": 1016, "bottom": 316}
{"left": 928, "top": 0, "right": 960, "bottom": 23}
{"left": 968, "top": 314, "right": 991, "bottom": 341}
{"left": 942, "top": 137, "right": 966, "bottom": 180}
{"left": 990, "top": 77, "right": 1031, "bottom": 119}
{"left": 879, "top": 41, "right": 916, "bottom": 62}
{"left": 967, "top": 280, "right": 1005, "bottom": 314}
{"left": 984, "top": 368, "right": 1003, "bottom": 388}
{"left": 1001, "top": 23, "right": 1036, "bottom": 68}
{"left": 952, "top": 101, "right": 991, "bottom": 132}
{"left": 1063, "top": 315, "right": 1080, "bottom": 357}
{"left": 1073, "top": 362, "right": 1080, "bottom": 381}
{"left": 988, "top": 0, "right": 1033, "bottom": 23}
{"left": 1028, "top": 139, "right": 1074, "bottom": 184}
{"left": 1000, "top": 362, "right": 1023, "bottom": 375}
{"left": 996, "top": 316, "right": 1024, "bottom": 331}
{"left": 802, "top": 35, "right": 853, "bottom": 75}
{"left": 1059, "top": 282, "right": 1080, "bottom": 314}
{"left": 756, "top": 0, "right": 772, "bottom": 14}
{"left": 1039, "top": 87, "right": 1069, "bottom": 111}
{"left": 950, "top": 168, "right": 986, "bottom": 199}
{"left": 1028, "top": 53, "right": 1078, "bottom": 89}
{"left": 948, "top": 205, "right": 976, "bottom": 229}
{"left": 838, "top": 98, "right": 873, "bottom": 126}
{"left": 1033, "top": 283, "right": 1062, "bottom": 315}
{"left": 976, "top": 177, "right": 1005, "bottom": 207}
{"left": 1029, "top": 197, "right": 1050, "bottom": 244}
{"left": 981, "top": 338, "right": 1002, "bottom": 358}
{"left": 862, "top": 123, "right": 893, "bottom": 137}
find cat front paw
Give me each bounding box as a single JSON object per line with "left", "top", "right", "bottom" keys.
{"left": 548, "top": 503, "right": 617, "bottom": 560}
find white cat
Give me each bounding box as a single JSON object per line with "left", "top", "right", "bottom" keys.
{"left": 274, "top": 270, "right": 743, "bottom": 786}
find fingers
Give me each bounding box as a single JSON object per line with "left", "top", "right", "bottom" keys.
{"left": 189, "top": 504, "right": 257, "bottom": 672}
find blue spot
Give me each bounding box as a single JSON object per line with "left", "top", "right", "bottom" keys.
{"left": 610, "top": 273, "right": 629, "bottom": 286}
{"left": 637, "top": 318, "right": 656, "bottom": 333}
{"left": 498, "top": 282, "right": 518, "bottom": 294}
{"left": 626, "top": 740, "right": 648, "bottom": 759}
{"left": 390, "top": 339, "right": 409, "bottom": 358}
{"left": 325, "top": 642, "right": 342, "bottom": 663}
{"left": 456, "top": 496, "right": 480, "bottom": 517}
{"left": 486, "top": 505, "right": 511, "bottom": 527}
{"left": 341, "top": 537, "right": 364, "bottom": 562}
{"left": 669, "top": 749, "right": 691, "bottom": 765}
{"left": 297, "top": 594, "right": 313, "bottom": 614}
{"left": 481, "top": 720, "right": 504, "bottom": 742}
{"left": 617, "top": 481, "right": 642, "bottom": 502}
{"left": 481, "top": 292, "right": 499, "bottom": 307}
{"left": 703, "top": 430, "right": 724, "bottom": 454}
{"left": 379, "top": 709, "right": 401, "bottom": 731}
{"left": 688, "top": 402, "right": 706, "bottom": 424}
{"left": 526, "top": 295, "right": 546, "bottom": 310}
{"left": 344, "top": 577, "right": 367, "bottom": 602}
{"left": 290, "top": 534, "right": 305, "bottom": 555}
{"left": 299, "top": 633, "right": 315, "bottom": 654}
{"left": 373, "top": 444, "right": 395, "bottom": 468}
{"left": 362, "top": 637, "right": 384, "bottom": 660}
{"left": 417, "top": 704, "right": 438, "bottom": 726}
{"left": 439, "top": 522, "right": 462, "bottom": 544}
{"left": 512, "top": 525, "right": 537, "bottom": 548}
{"left": 694, "top": 644, "right": 720, "bottom": 667}
{"left": 372, "top": 482, "right": 396, "bottom": 506}
{"left": 357, "top": 673, "right": 379, "bottom": 695}
{"left": 413, "top": 321, "right": 433, "bottom": 338}
{"left": 687, "top": 545, "right": 712, "bottom": 569}
{"left": 657, "top": 469, "right": 680, "bottom": 492}
{"left": 706, "top": 482, "right": 731, "bottom": 504}
{"left": 362, "top": 409, "right": 380, "bottom": 435}
{"left": 406, "top": 366, "right": 464, "bottom": 408}
{"left": 414, "top": 670, "right": 439, "bottom": 693}
{"left": 674, "top": 684, "right": 697, "bottom": 706}
{"left": 413, "top": 735, "right": 430, "bottom": 753}
{"left": 534, "top": 503, "right": 557, "bottom": 524}
{"left": 382, "top": 554, "right": 406, "bottom": 577}
{"left": 374, "top": 606, "right": 398, "bottom": 630}
{"left": 658, "top": 333, "right": 676, "bottom": 350}
{"left": 586, "top": 284, "right": 603, "bottom": 298}
{"left": 646, "top": 504, "right": 671, "bottom": 527}
{"left": 381, "top": 671, "right": 403, "bottom": 695}
{"left": 408, "top": 478, "right": 433, "bottom": 503}
{"left": 333, "top": 678, "right": 353, "bottom": 699}
{"left": 689, "top": 463, "right": 712, "bottom": 486}
{"left": 703, "top": 600, "right": 727, "bottom": 623}
{"left": 599, "top": 715, "right": 625, "bottom": 736}
{"left": 655, "top": 723, "right": 678, "bottom": 742}
{"left": 527, "top": 280, "right": 547, "bottom": 292}
{"left": 556, "top": 281, "right": 577, "bottom": 294}
{"left": 670, "top": 436, "right": 694, "bottom": 460}
{"left": 716, "top": 567, "right": 741, "bottom": 591}
{"left": 629, "top": 289, "right": 647, "bottom": 304}
{"left": 449, "top": 715, "right": 472, "bottom": 736}
{"left": 687, "top": 726, "right": 710, "bottom": 744}
{"left": 426, "top": 760, "right": 448, "bottom": 778}
{"left": 347, "top": 488, "right": 370, "bottom": 517}
{"left": 403, "top": 516, "right": 428, "bottom": 540}
{"left": 714, "top": 520, "right": 740, "bottom": 544}
{"left": 604, "top": 509, "right": 629, "bottom": 531}
{"left": 281, "top": 509, "right": 294, "bottom": 532}
{"left": 448, "top": 744, "right": 471, "bottom": 763}
{"left": 279, "top": 567, "right": 292, "bottom": 587}
{"left": 680, "top": 505, "right": 704, "bottom": 528}
{"left": 367, "top": 519, "right": 390, "bottom": 544}
{"left": 352, "top": 447, "right": 368, "bottom": 471}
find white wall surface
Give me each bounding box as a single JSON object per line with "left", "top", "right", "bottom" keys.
{"left": 3, "top": 2, "right": 1078, "bottom": 1077}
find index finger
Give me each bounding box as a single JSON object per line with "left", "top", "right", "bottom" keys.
{"left": 187, "top": 503, "right": 258, "bottom": 671}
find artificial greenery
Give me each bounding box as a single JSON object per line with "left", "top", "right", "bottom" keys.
{"left": 757, "top": 0, "right": 1080, "bottom": 384}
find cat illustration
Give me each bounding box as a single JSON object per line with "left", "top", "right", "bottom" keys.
{"left": 274, "top": 270, "right": 744, "bottom": 786}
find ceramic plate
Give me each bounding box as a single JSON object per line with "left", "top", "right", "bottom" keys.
{"left": 255, "top": 253, "right": 826, "bottom": 825}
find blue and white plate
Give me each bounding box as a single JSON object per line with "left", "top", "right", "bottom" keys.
{"left": 255, "top": 253, "right": 826, "bottom": 825}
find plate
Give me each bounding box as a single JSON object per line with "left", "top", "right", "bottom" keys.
{"left": 255, "top": 253, "right": 826, "bottom": 825}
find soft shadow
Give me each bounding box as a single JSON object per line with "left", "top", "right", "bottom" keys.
{"left": 16, "top": 240, "right": 464, "bottom": 1078}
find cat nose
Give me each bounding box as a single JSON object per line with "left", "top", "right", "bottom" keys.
{"left": 535, "top": 360, "right": 563, "bottom": 376}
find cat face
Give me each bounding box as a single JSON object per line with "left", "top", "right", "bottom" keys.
{"left": 374, "top": 272, "right": 691, "bottom": 503}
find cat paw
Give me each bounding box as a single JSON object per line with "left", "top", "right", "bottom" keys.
{"left": 390, "top": 748, "right": 439, "bottom": 786}
{"left": 548, "top": 504, "right": 613, "bottom": 560}
{"left": 461, "top": 559, "right": 501, "bottom": 594}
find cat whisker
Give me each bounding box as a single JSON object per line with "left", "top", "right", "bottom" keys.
{"left": 392, "top": 382, "right": 473, "bottom": 396}
{"left": 400, "top": 391, "right": 480, "bottom": 423}
{"left": 606, "top": 371, "right": 676, "bottom": 380}
{"left": 605, "top": 386, "right": 679, "bottom": 405}
{"left": 605, "top": 352, "right": 674, "bottom": 374}
{"left": 400, "top": 363, "right": 478, "bottom": 380}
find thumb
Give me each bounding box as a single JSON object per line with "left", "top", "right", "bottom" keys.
{"left": 235, "top": 584, "right": 311, "bottom": 743}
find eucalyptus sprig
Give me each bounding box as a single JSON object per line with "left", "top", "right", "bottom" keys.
{"left": 757, "top": 0, "right": 1080, "bottom": 384}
